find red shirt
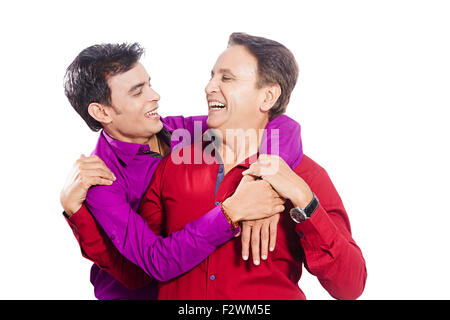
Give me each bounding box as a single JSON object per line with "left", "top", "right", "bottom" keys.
{"left": 67, "top": 146, "right": 367, "bottom": 299}
{"left": 138, "top": 142, "right": 367, "bottom": 300}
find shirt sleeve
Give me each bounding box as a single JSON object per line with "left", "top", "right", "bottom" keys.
{"left": 63, "top": 205, "right": 153, "bottom": 290}
{"left": 262, "top": 114, "right": 303, "bottom": 169}
{"left": 295, "top": 167, "right": 367, "bottom": 300}
{"left": 84, "top": 156, "right": 238, "bottom": 283}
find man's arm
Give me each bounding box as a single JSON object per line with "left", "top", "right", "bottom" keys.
{"left": 162, "top": 114, "right": 303, "bottom": 168}
{"left": 60, "top": 154, "right": 154, "bottom": 289}
{"left": 64, "top": 205, "right": 153, "bottom": 289}
{"left": 85, "top": 157, "right": 284, "bottom": 283}
{"left": 243, "top": 155, "right": 367, "bottom": 300}
{"left": 294, "top": 167, "right": 367, "bottom": 300}
{"left": 62, "top": 115, "right": 303, "bottom": 286}
{"left": 62, "top": 155, "right": 284, "bottom": 288}
{"left": 161, "top": 115, "right": 207, "bottom": 138}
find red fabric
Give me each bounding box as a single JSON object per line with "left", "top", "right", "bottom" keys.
{"left": 139, "top": 151, "right": 367, "bottom": 300}
{"left": 65, "top": 205, "right": 153, "bottom": 290}
{"left": 66, "top": 153, "right": 367, "bottom": 299}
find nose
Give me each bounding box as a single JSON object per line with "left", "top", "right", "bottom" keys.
{"left": 147, "top": 87, "right": 161, "bottom": 102}
{"left": 205, "top": 76, "right": 219, "bottom": 95}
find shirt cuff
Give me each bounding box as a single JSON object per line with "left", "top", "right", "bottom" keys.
{"left": 63, "top": 204, "right": 98, "bottom": 241}
{"left": 294, "top": 205, "right": 338, "bottom": 246}
{"left": 62, "top": 211, "right": 70, "bottom": 219}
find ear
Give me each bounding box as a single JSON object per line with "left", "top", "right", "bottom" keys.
{"left": 259, "top": 84, "right": 281, "bottom": 113}
{"left": 88, "top": 103, "right": 113, "bottom": 125}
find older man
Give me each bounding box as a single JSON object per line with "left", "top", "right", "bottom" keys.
{"left": 69, "top": 33, "right": 367, "bottom": 299}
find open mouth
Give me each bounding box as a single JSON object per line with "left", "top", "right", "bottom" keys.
{"left": 144, "top": 109, "right": 159, "bottom": 119}
{"left": 208, "top": 101, "right": 226, "bottom": 111}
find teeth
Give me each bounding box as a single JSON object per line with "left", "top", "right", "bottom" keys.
{"left": 145, "top": 110, "right": 158, "bottom": 117}
{"left": 208, "top": 101, "right": 225, "bottom": 108}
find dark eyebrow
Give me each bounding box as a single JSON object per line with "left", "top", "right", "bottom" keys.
{"left": 128, "top": 77, "right": 151, "bottom": 94}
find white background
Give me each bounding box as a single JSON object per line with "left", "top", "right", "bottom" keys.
{"left": 0, "top": 0, "right": 449, "bottom": 299}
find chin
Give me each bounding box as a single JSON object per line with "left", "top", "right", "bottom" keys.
{"left": 150, "top": 119, "right": 164, "bottom": 134}
{"left": 206, "top": 115, "right": 225, "bottom": 130}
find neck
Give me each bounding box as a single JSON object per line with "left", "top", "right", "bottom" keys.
{"left": 148, "top": 133, "right": 170, "bottom": 156}
{"left": 104, "top": 127, "right": 153, "bottom": 145}
{"left": 213, "top": 119, "right": 268, "bottom": 170}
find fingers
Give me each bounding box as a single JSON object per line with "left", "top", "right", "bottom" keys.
{"left": 266, "top": 196, "right": 285, "bottom": 215}
{"left": 241, "top": 223, "right": 251, "bottom": 261}
{"left": 269, "top": 215, "right": 279, "bottom": 252}
{"left": 81, "top": 168, "right": 116, "bottom": 182}
{"left": 241, "top": 216, "right": 280, "bottom": 265}
{"left": 251, "top": 223, "right": 262, "bottom": 266}
{"left": 82, "top": 167, "right": 115, "bottom": 180}
{"left": 75, "top": 155, "right": 115, "bottom": 181}
{"left": 242, "top": 163, "right": 261, "bottom": 178}
{"left": 242, "top": 157, "right": 274, "bottom": 177}
{"left": 78, "top": 154, "right": 101, "bottom": 162}
{"left": 260, "top": 221, "right": 270, "bottom": 261}
{"left": 240, "top": 174, "right": 256, "bottom": 183}
{"left": 85, "top": 176, "right": 115, "bottom": 187}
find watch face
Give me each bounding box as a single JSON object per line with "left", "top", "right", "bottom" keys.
{"left": 290, "top": 208, "right": 307, "bottom": 223}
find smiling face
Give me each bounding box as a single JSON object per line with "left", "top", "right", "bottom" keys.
{"left": 102, "top": 62, "right": 163, "bottom": 144}
{"left": 205, "top": 45, "right": 270, "bottom": 134}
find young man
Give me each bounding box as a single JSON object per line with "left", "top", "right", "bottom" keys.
{"left": 65, "top": 33, "right": 367, "bottom": 299}
{"left": 60, "top": 43, "right": 303, "bottom": 299}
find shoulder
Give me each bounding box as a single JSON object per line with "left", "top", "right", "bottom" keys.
{"left": 90, "top": 135, "right": 125, "bottom": 177}
{"left": 293, "top": 155, "right": 327, "bottom": 185}
{"left": 293, "top": 155, "right": 344, "bottom": 206}
{"left": 87, "top": 135, "right": 128, "bottom": 196}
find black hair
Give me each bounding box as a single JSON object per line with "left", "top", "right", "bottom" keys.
{"left": 64, "top": 43, "right": 144, "bottom": 131}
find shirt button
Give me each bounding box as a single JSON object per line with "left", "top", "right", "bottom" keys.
{"left": 210, "top": 275, "right": 216, "bottom": 280}
{"left": 215, "top": 201, "right": 220, "bottom": 206}
{"left": 218, "top": 166, "right": 224, "bottom": 173}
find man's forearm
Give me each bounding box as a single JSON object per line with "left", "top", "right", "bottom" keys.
{"left": 296, "top": 205, "right": 367, "bottom": 300}
{"left": 63, "top": 204, "right": 152, "bottom": 290}
{"left": 113, "top": 205, "right": 237, "bottom": 282}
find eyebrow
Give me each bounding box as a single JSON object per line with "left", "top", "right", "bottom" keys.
{"left": 211, "top": 69, "right": 237, "bottom": 78}
{"left": 128, "top": 76, "right": 151, "bottom": 94}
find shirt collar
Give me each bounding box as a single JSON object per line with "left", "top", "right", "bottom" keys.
{"left": 101, "top": 128, "right": 171, "bottom": 167}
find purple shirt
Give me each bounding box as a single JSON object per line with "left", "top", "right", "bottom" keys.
{"left": 85, "top": 115, "right": 302, "bottom": 300}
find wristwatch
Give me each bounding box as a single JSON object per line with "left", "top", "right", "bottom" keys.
{"left": 289, "top": 193, "right": 319, "bottom": 223}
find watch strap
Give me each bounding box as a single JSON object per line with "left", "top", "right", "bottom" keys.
{"left": 303, "top": 193, "right": 319, "bottom": 218}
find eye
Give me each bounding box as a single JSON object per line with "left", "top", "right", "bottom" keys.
{"left": 133, "top": 90, "right": 143, "bottom": 97}
{"left": 222, "top": 76, "right": 231, "bottom": 81}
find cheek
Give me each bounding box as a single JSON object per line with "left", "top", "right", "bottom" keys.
{"left": 227, "top": 89, "right": 258, "bottom": 114}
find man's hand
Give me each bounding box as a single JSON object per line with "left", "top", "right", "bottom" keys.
{"left": 241, "top": 214, "right": 280, "bottom": 266}
{"left": 60, "top": 155, "right": 116, "bottom": 217}
{"left": 242, "top": 154, "right": 314, "bottom": 209}
{"left": 223, "top": 175, "right": 285, "bottom": 222}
